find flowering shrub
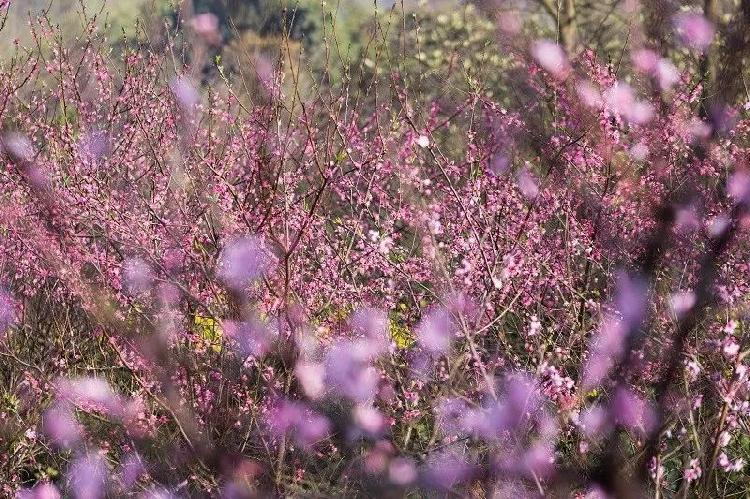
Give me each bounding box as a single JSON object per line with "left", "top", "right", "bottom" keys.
{"left": 2, "top": 1, "right": 750, "bottom": 497}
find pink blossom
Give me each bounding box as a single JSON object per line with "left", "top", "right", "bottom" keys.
{"left": 389, "top": 458, "right": 417, "bottom": 485}
{"left": 531, "top": 40, "right": 570, "bottom": 78}
{"left": 603, "top": 83, "right": 653, "bottom": 124}
{"left": 42, "top": 403, "right": 82, "bottom": 449}
{"left": 295, "top": 361, "right": 325, "bottom": 399}
{"left": 527, "top": 315, "right": 542, "bottom": 336}
{"left": 68, "top": 453, "right": 108, "bottom": 499}
{"left": 190, "top": 13, "right": 221, "bottom": 45}
{"left": 416, "top": 307, "right": 454, "bottom": 354}
{"left": 718, "top": 452, "right": 744, "bottom": 472}
{"left": 576, "top": 81, "right": 603, "bottom": 107}
{"left": 169, "top": 76, "right": 200, "bottom": 111}
{"left": 670, "top": 291, "right": 696, "bottom": 317}
{"left": 217, "top": 235, "right": 274, "bottom": 291}
{"left": 675, "top": 13, "right": 715, "bottom": 52}
{"left": 353, "top": 404, "right": 385, "bottom": 434}
{"left": 517, "top": 167, "right": 540, "bottom": 200}
{"left": 722, "top": 337, "right": 740, "bottom": 358}
{"left": 717, "top": 431, "right": 731, "bottom": 448}
{"left": 683, "top": 458, "right": 702, "bottom": 482}
{"left": 728, "top": 171, "right": 750, "bottom": 204}
{"left": 122, "top": 257, "right": 153, "bottom": 295}
{"left": 223, "top": 317, "right": 278, "bottom": 358}
{"left": 17, "top": 484, "right": 61, "bottom": 499}
{"left": 611, "top": 388, "right": 656, "bottom": 433}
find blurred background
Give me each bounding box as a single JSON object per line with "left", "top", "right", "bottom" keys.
{"left": 4, "top": 0, "right": 748, "bottom": 110}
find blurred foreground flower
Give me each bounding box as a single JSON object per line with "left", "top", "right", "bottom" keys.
{"left": 217, "top": 235, "right": 274, "bottom": 292}
{"left": 674, "top": 13, "right": 715, "bottom": 52}
{"left": 0, "top": 287, "right": 16, "bottom": 336}
{"left": 17, "top": 483, "right": 61, "bottom": 499}
{"left": 531, "top": 40, "right": 570, "bottom": 78}
{"left": 190, "top": 13, "right": 222, "bottom": 45}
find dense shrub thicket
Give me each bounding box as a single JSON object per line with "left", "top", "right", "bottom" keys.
{"left": 2, "top": 1, "right": 750, "bottom": 497}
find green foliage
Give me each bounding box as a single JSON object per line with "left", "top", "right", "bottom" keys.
{"left": 0, "top": 0, "right": 164, "bottom": 53}
{"left": 357, "top": 4, "right": 513, "bottom": 102}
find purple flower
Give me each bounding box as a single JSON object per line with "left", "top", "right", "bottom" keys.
{"left": 421, "top": 451, "right": 474, "bottom": 490}
{"left": 576, "top": 81, "right": 602, "bottom": 108}
{"left": 632, "top": 49, "right": 679, "bottom": 90}
{"left": 169, "top": 76, "right": 200, "bottom": 111}
{"left": 56, "top": 377, "right": 124, "bottom": 417}
{"left": 611, "top": 388, "right": 655, "bottom": 433}
{"left": 675, "top": 13, "right": 715, "bottom": 52}
{"left": 42, "top": 402, "right": 82, "bottom": 449}
{"left": 350, "top": 307, "right": 389, "bottom": 353}
{"left": 120, "top": 453, "right": 146, "bottom": 491}
{"left": 575, "top": 288, "right": 629, "bottom": 386}
{"left": 463, "top": 374, "right": 540, "bottom": 439}
{"left": 139, "top": 488, "right": 179, "bottom": 499}
{"left": 488, "top": 153, "right": 510, "bottom": 175}
{"left": 718, "top": 452, "right": 744, "bottom": 472}
{"left": 217, "top": 235, "right": 274, "bottom": 291}
{"left": 389, "top": 458, "right": 417, "bottom": 485}
{"left": 579, "top": 403, "right": 610, "bottom": 439}
{"left": 683, "top": 458, "right": 702, "bottom": 482}
{"left": 223, "top": 317, "right": 278, "bottom": 358}
{"left": 670, "top": 290, "right": 696, "bottom": 317}
{"left": 353, "top": 404, "right": 385, "bottom": 435}
{"left": 531, "top": 40, "right": 570, "bottom": 78}
{"left": 295, "top": 361, "right": 325, "bottom": 399}
{"left": 517, "top": 167, "right": 539, "bottom": 200}
{"left": 190, "top": 13, "right": 221, "bottom": 45}
{"left": 325, "top": 340, "right": 379, "bottom": 402}
{"left": 416, "top": 307, "right": 453, "bottom": 354}
{"left": 613, "top": 272, "right": 648, "bottom": 329}
{"left": 122, "top": 257, "right": 154, "bottom": 295}
{"left": 603, "top": 83, "right": 653, "bottom": 124}
{"left": 582, "top": 316, "right": 626, "bottom": 389}
{"left": 267, "top": 400, "right": 330, "bottom": 448}
{"left": 631, "top": 49, "right": 659, "bottom": 72}
{"left": 435, "top": 397, "right": 470, "bottom": 437}
{"left": 519, "top": 443, "right": 556, "bottom": 477}
{"left": 1, "top": 132, "right": 35, "bottom": 163}
{"left": 728, "top": 171, "right": 750, "bottom": 205}
{"left": 68, "top": 452, "right": 108, "bottom": 499}
{"left": 17, "top": 483, "right": 61, "bottom": 499}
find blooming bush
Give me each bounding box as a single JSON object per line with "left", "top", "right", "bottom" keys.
{"left": 2, "top": 1, "right": 750, "bottom": 497}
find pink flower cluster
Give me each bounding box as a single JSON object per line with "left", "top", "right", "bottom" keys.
{"left": 1, "top": 6, "right": 749, "bottom": 498}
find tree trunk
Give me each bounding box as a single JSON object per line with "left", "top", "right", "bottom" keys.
{"left": 562, "top": 0, "right": 578, "bottom": 54}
